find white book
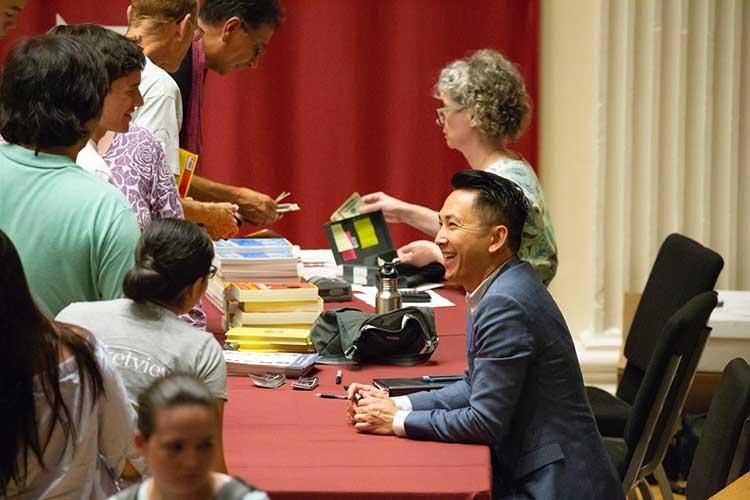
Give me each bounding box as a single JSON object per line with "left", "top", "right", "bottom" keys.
{"left": 222, "top": 351, "right": 318, "bottom": 377}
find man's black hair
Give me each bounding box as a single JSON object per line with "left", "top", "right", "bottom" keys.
{"left": 0, "top": 34, "right": 108, "bottom": 149}
{"left": 451, "top": 169, "right": 530, "bottom": 254}
{"left": 199, "top": 0, "right": 283, "bottom": 30}
{"left": 48, "top": 24, "right": 145, "bottom": 85}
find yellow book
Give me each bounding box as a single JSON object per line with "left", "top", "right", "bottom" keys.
{"left": 225, "top": 325, "right": 312, "bottom": 341}
{"left": 227, "top": 338, "right": 311, "bottom": 347}
{"left": 228, "top": 342, "right": 315, "bottom": 353}
{"left": 228, "top": 282, "right": 319, "bottom": 303}
{"left": 177, "top": 148, "right": 198, "bottom": 197}
{"left": 228, "top": 311, "right": 320, "bottom": 327}
{"left": 236, "top": 297, "right": 324, "bottom": 313}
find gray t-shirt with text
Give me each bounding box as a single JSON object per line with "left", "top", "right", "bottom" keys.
{"left": 57, "top": 299, "right": 227, "bottom": 405}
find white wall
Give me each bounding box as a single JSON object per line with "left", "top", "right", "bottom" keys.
{"left": 540, "top": 0, "right": 750, "bottom": 387}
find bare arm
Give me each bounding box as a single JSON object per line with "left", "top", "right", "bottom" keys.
{"left": 214, "top": 399, "right": 228, "bottom": 474}
{"left": 189, "top": 174, "right": 279, "bottom": 226}
{"left": 359, "top": 192, "right": 440, "bottom": 236}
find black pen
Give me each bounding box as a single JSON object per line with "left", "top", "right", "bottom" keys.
{"left": 315, "top": 393, "right": 348, "bottom": 400}
{"left": 421, "top": 375, "right": 463, "bottom": 383}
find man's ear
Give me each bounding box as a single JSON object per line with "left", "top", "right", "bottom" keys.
{"left": 221, "top": 16, "right": 243, "bottom": 40}
{"left": 177, "top": 12, "right": 193, "bottom": 41}
{"left": 488, "top": 225, "right": 509, "bottom": 254}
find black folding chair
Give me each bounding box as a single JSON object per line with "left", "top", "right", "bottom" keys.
{"left": 604, "top": 291, "right": 718, "bottom": 500}
{"left": 686, "top": 358, "right": 750, "bottom": 499}
{"left": 587, "top": 234, "right": 724, "bottom": 439}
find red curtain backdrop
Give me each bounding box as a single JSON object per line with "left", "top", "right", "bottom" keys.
{"left": 2, "top": 0, "right": 539, "bottom": 248}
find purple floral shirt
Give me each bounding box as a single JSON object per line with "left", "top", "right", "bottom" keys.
{"left": 104, "top": 124, "right": 206, "bottom": 330}
{"left": 105, "top": 123, "right": 184, "bottom": 227}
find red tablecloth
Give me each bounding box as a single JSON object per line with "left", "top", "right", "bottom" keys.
{"left": 208, "top": 287, "right": 492, "bottom": 499}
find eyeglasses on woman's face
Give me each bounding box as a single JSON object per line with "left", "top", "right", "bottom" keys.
{"left": 435, "top": 104, "right": 464, "bottom": 126}
{"left": 207, "top": 265, "right": 217, "bottom": 279}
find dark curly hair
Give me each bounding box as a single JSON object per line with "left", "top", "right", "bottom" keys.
{"left": 0, "top": 34, "right": 108, "bottom": 149}
{"left": 123, "top": 218, "right": 214, "bottom": 309}
{"left": 48, "top": 24, "right": 145, "bottom": 85}
{"left": 199, "top": 0, "right": 283, "bottom": 30}
{"left": 451, "top": 169, "right": 529, "bottom": 254}
{"left": 436, "top": 49, "right": 531, "bottom": 145}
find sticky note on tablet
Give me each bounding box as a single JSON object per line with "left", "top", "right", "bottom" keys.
{"left": 354, "top": 218, "right": 378, "bottom": 248}
{"left": 331, "top": 223, "right": 353, "bottom": 251}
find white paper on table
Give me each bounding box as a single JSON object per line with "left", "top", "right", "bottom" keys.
{"left": 300, "top": 249, "right": 342, "bottom": 280}
{"left": 354, "top": 289, "right": 455, "bottom": 308}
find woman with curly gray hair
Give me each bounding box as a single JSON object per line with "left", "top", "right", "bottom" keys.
{"left": 359, "top": 49, "right": 557, "bottom": 285}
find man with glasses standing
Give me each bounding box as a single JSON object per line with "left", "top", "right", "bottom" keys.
{"left": 169, "top": 0, "right": 283, "bottom": 228}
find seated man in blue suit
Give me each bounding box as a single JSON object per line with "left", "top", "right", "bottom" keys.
{"left": 347, "top": 170, "right": 623, "bottom": 500}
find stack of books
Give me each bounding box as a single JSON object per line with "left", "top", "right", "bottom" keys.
{"left": 206, "top": 238, "right": 304, "bottom": 312}
{"left": 224, "top": 282, "right": 322, "bottom": 353}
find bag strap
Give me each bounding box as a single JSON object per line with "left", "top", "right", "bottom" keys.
{"left": 356, "top": 337, "right": 439, "bottom": 366}
{"left": 353, "top": 311, "right": 439, "bottom": 366}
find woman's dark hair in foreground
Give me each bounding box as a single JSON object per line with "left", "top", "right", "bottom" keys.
{"left": 451, "top": 169, "right": 530, "bottom": 254}
{"left": 123, "top": 218, "right": 214, "bottom": 308}
{"left": 48, "top": 24, "right": 146, "bottom": 84}
{"left": 0, "top": 34, "right": 108, "bottom": 149}
{"left": 137, "top": 373, "right": 215, "bottom": 439}
{"left": 0, "top": 229, "right": 104, "bottom": 492}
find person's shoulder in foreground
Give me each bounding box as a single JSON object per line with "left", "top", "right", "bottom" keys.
{"left": 110, "top": 475, "right": 270, "bottom": 500}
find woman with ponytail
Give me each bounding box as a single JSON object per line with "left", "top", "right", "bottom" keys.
{"left": 0, "top": 229, "right": 137, "bottom": 499}
{"left": 56, "top": 218, "right": 229, "bottom": 473}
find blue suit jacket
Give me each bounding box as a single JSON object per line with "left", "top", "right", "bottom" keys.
{"left": 404, "top": 257, "right": 623, "bottom": 500}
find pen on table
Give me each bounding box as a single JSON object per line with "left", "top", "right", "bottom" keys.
{"left": 315, "top": 393, "right": 348, "bottom": 400}
{"left": 421, "top": 375, "right": 463, "bottom": 383}
{"left": 335, "top": 369, "right": 343, "bottom": 385}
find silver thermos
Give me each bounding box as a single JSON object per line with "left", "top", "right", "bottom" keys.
{"left": 375, "top": 261, "right": 402, "bottom": 314}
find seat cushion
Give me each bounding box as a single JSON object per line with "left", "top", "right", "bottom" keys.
{"left": 586, "top": 386, "right": 632, "bottom": 437}
{"left": 604, "top": 437, "right": 628, "bottom": 478}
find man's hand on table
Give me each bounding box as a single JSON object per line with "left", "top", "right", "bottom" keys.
{"left": 347, "top": 382, "right": 397, "bottom": 435}
{"left": 234, "top": 187, "right": 279, "bottom": 226}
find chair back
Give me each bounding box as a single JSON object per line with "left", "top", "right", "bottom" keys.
{"left": 618, "top": 233, "right": 723, "bottom": 404}
{"left": 621, "top": 291, "right": 717, "bottom": 493}
{"left": 686, "top": 358, "right": 750, "bottom": 500}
